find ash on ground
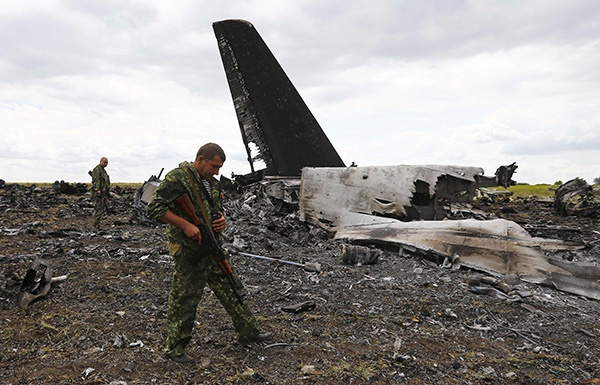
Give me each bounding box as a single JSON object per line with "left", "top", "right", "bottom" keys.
{"left": 1, "top": 182, "right": 599, "bottom": 384}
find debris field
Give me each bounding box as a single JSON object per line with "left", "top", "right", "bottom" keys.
{"left": 1, "top": 182, "right": 599, "bottom": 384}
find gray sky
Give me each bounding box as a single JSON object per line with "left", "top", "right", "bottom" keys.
{"left": 2, "top": 0, "right": 599, "bottom": 184}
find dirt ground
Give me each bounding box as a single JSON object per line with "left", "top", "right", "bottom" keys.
{"left": 0, "top": 182, "right": 598, "bottom": 385}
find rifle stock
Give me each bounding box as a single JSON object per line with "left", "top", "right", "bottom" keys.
{"left": 175, "top": 194, "right": 241, "bottom": 303}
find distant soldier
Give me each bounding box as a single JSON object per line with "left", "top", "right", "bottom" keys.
{"left": 90, "top": 157, "right": 111, "bottom": 230}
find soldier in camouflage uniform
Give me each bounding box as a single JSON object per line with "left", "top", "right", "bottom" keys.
{"left": 90, "top": 157, "right": 110, "bottom": 230}
{"left": 146, "top": 143, "right": 270, "bottom": 364}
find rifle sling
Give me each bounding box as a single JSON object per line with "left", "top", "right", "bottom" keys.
{"left": 183, "top": 167, "right": 215, "bottom": 238}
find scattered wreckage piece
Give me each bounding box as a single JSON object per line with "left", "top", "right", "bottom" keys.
{"left": 52, "top": 180, "right": 88, "bottom": 195}
{"left": 213, "top": 19, "right": 345, "bottom": 176}
{"left": 494, "top": 162, "right": 518, "bottom": 188}
{"left": 467, "top": 275, "right": 513, "bottom": 294}
{"left": 554, "top": 178, "right": 600, "bottom": 217}
{"left": 341, "top": 244, "right": 381, "bottom": 265}
{"left": 476, "top": 187, "right": 514, "bottom": 204}
{"left": 281, "top": 301, "right": 316, "bottom": 314}
{"left": 131, "top": 169, "right": 163, "bottom": 225}
{"left": 18, "top": 259, "right": 67, "bottom": 308}
{"left": 1, "top": 222, "right": 41, "bottom": 236}
{"left": 466, "top": 275, "right": 533, "bottom": 302}
{"left": 258, "top": 177, "right": 301, "bottom": 206}
{"left": 299, "top": 164, "right": 517, "bottom": 224}
{"left": 445, "top": 203, "right": 496, "bottom": 220}
{"left": 231, "top": 249, "right": 321, "bottom": 272}
{"left": 334, "top": 216, "right": 600, "bottom": 300}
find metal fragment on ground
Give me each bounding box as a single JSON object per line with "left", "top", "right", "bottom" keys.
{"left": 341, "top": 244, "right": 380, "bottom": 265}
{"left": 334, "top": 216, "right": 599, "bottom": 300}
{"left": 554, "top": 178, "right": 600, "bottom": 217}
{"left": 281, "top": 301, "right": 316, "bottom": 313}
{"left": 18, "top": 259, "right": 53, "bottom": 308}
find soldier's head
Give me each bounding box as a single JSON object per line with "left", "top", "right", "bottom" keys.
{"left": 194, "top": 143, "right": 225, "bottom": 179}
{"left": 99, "top": 157, "right": 108, "bottom": 168}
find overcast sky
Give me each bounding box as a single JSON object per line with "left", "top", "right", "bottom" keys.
{"left": 2, "top": 1, "right": 599, "bottom": 185}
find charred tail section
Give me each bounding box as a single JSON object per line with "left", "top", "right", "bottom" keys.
{"left": 213, "top": 19, "right": 345, "bottom": 176}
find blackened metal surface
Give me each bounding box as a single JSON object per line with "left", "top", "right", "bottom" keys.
{"left": 554, "top": 178, "right": 600, "bottom": 217}
{"left": 213, "top": 19, "right": 345, "bottom": 176}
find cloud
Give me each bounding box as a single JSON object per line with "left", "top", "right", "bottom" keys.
{"left": 1, "top": 1, "right": 600, "bottom": 185}
{"left": 505, "top": 121, "right": 600, "bottom": 155}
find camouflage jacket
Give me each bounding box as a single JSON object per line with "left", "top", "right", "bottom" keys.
{"left": 91, "top": 164, "right": 110, "bottom": 193}
{"left": 146, "top": 161, "right": 223, "bottom": 253}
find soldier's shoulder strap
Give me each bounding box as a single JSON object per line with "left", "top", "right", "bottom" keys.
{"left": 182, "top": 167, "right": 214, "bottom": 236}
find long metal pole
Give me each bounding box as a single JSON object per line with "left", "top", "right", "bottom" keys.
{"left": 232, "top": 250, "right": 321, "bottom": 272}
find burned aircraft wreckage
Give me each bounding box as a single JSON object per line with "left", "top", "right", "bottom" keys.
{"left": 133, "top": 19, "right": 599, "bottom": 300}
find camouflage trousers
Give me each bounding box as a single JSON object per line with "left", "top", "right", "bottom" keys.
{"left": 164, "top": 243, "right": 259, "bottom": 357}
{"left": 92, "top": 195, "right": 107, "bottom": 229}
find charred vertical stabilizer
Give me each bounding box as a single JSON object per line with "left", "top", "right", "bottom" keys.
{"left": 212, "top": 19, "right": 345, "bottom": 176}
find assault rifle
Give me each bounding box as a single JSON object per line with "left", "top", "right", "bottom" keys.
{"left": 175, "top": 194, "right": 243, "bottom": 304}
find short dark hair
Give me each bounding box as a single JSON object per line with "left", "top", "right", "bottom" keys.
{"left": 196, "top": 143, "right": 226, "bottom": 162}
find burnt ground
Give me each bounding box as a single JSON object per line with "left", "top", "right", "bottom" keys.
{"left": 0, "top": 183, "right": 599, "bottom": 385}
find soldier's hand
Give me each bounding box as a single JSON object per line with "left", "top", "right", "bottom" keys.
{"left": 212, "top": 212, "right": 226, "bottom": 233}
{"left": 183, "top": 222, "right": 202, "bottom": 243}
